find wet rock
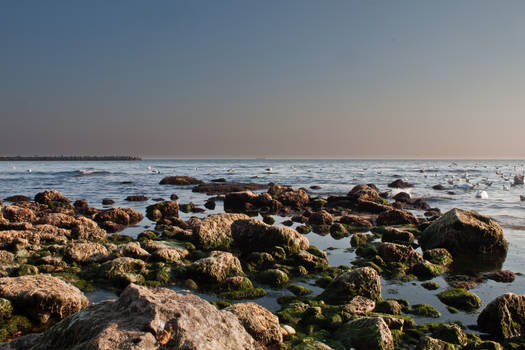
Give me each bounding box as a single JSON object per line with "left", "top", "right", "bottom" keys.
{"left": 1, "top": 284, "right": 263, "bottom": 350}
{"left": 3, "top": 205, "right": 36, "bottom": 223}
{"left": 192, "top": 213, "right": 250, "bottom": 250}
{"left": 0, "top": 298, "right": 13, "bottom": 320}
{"left": 150, "top": 247, "right": 188, "bottom": 263}
{"left": 65, "top": 242, "right": 110, "bottom": 264}
{"left": 408, "top": 304, "right": 441, "bottom": 318}
{"left": 115, "top": 242, "right": 150, "bottom": 259}
{"left": 34, "top": 190, "right": 71, "bottom": 206}
{"left": 378, "top": 242, "right": 423, "bottom": 266}
{"left": 125, "top": 195, "right": 148, "bottom": 202}
{"left": 486, "top": 270, "right": 515, "bottom": 283}
{"left": 381, "top": 227, "right": 415, "bottom": 245}
{"left": 320, "top": 267, "right": 381, "bottom": 304}
{"left": 225, "top": 302, "right": 283, "bottom": 346}
{"left": 258, "top": 269, "right": 289, "bottom": 287}
{"left": 355, "top": 199, "right": 392, "bottom": 214}
{"left": 431, "top": 323, "right": 467, "bottom": 346}
{"left": 0, "top": 274, "right": 88, "bottom": 324}
{"left": 347, "top": 184, "right": 383, "bottom": 203}
{"left": 432, "top": 184, "right": 446, "bottom": 190}
{"left": 477, "top": 292, "right": 525, "bottom": 339}
{"left": 189, "top": 251, "right": 243, "bottom": 283}
{"left": 420, "top": 208, "right": 508, "bottom": 257}
{"left": 103, "top": 257, "right": 147, "bottom": 286}
{"left": 423, "top": 248, "right": 453, "bottom": 266}
{"left": 193, "top": 182, "right": 268, "bottom": 195}
{"left": 388, "top": 179, "right": 413, "bottom": 188}
{"left": 268, "top": 184, "right": 310, "bottom": 208}
{"left": 159, "top": 175, "right": 204, "bottom": 185}
{"left": 334, "top": 317, "right": 394, "bottom": 350}
{"left": 374, "top": 300, "right": 403, "bottom": 315}
{"left": 412, "top": 260, "right": 445, "bottom": 279}
{"left": 101, "top": 198, "right": 114, "bottom": 205}
{"left": 339, "top": 214, "right": 373, "bottom": 230}
{"left": 71, "top": 216, "right": 107, "bottom": 241}
{"left": 294, "top": 249, "right": 328, "bottom": 270}
{"left": 231, "top": 219, "right": 309, "bottom": 256}
{"left": 308, "top": 210, "right": 333, "bottom": 225}
{"left": 3, "top": 195, "right": 31, "bottom": 203}
{"left": 204, "top": 200, "right": 216, "bottom": 210}
{"left": 95, "top": 208, "right": 143, "bottom": 232}
{"left": 417, "top": 336, "right": 458, "bottom": 350}
{"left": 438, "top": 288, "right": 481, "bottom": 311}
{"left": 343, "top": 296, "right": 376, "bottom": 315}
{"left": 145, "top": 201, "right": 179, "bottom": 221}
{"left": 376, "top": 209, "right": 418, "bottom": 226}
{"left": 393, "top": 192, "right": 411, "bottom": 202}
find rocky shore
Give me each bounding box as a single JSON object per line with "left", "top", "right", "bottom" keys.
{"left": 0, "top": 178, "right": 522, "bottom": 349}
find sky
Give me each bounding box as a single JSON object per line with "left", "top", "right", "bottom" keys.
{"left": 1, "top": 0, "right": 525, "bottom": 158}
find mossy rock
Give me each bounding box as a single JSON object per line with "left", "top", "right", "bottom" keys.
{"left": 212, "top": 300, "right": 231, "bottom": 309}
{"left": 417, "top": 336, "right": 460, "bottom": 350}
{"left": 437, "top": 288, "right": 481, "bottom": 311}
{"left": 271, "top": 246, "right": 287, "bottom": 261}
{"left": 0, "top": 299, "right": 13, "bottom": 321}
{"left": 350, "top": 233, "right": 372, "bottom": 248}
{"left": 297, "top": 225, "right": 312, "bottom": 234}
{"left": 219, "top": 288, "right": 266, "bottom": 300}
{"left": 408, "top": 304, "right": 441, "bottom": 318}
{"left": 422, "top": 281, "right": 440, "bottom": 290}
{"left": 412, "top": 261, "right": 445, "bottom": 279}
{"left": 17, "top": 264, "right": 38, "bottom": 276}
{"left": 374, "top": 300, "right": 404, "bottom": 315}
{"left": 0, "top": 315, "right": 32, "bottom": 342}
{"left": 53, "top": 272, "right": 96, "bottom": 292}
{"left": 288, "top": 284, "right": 313, "bottom": 296}
{"left": 258, "top": 269, "right": 289, "bottom": 288}
{"left": 431, "top": 323, "right": 467, "bottom": 346}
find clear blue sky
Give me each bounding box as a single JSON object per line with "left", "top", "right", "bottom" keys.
{"left": 1, "top": 0, "right": 524, "bottom": 158}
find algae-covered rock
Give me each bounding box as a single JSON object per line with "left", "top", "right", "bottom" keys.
{"left": 477, "top": 292, "right": 525, "bottom": 339}
{"left": 438, "top": 288, "right": 481, "bottom": 311}
{"left": 417, "top": 336, "right": 459, "bottom": 350}
{"left": 145, "top": 201, "right": 179, "bottom": 221}
{"left": 103, "top": 257, "right": 147, "bottom": 286}
{"left": 423, "top": 248, "right": 453, "bottom": 266}
{"left": 378, "top": 242, "right": 423, "bottom": 266}
{"left": 334, "top": 316, "right": 394, "bottom": 350}
{"left": 0, "top": 275, "right": 88, "bottom": 324}
{"left": 320, "top": 267, "right": 381, "bottom": 304}
{"left": 431, "top": 323, "right": 467, "bottom": 346}
{"left": 225, "top": 302, "right": 283, "bottom": 345}
{"left": 344, "top": 296, "right": 376, "bottom": 315}
{"left": 192, "top": 213, "right": 250, "bottom": 250}
{"left": 0, "top": 298, "right": 13, "bottom": 320}
{"left": 377, "top": 209, "right": 418, "bottom": 226}
{"left": 420, "top": 208, "right": 508, "bottom": 258}
{"left": 258, "top": 269, "right": 289, "bottom": 288}
{"left": 412, "top": 261, "right": 446, "bottom": 279}
{"left": 189, "top": 251, "right": 243, "bottom": 283}
{"left": 409, "top": 304, "right": 441, "bottom": 318}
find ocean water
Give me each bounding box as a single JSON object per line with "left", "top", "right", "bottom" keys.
{"left": 1, "top": 159, "right": 524, "bottom": 330}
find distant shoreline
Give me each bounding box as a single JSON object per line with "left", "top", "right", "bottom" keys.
{"left": 0, "top": 156, "right": 141, "bottom": 161}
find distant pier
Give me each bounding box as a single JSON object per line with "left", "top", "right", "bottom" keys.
{"left": 0, "top": 156, "right": 142, "bottom": 161}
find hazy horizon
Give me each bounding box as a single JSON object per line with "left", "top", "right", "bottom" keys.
{"left": 2, "top": 1, "right": 525, "bottom": 158}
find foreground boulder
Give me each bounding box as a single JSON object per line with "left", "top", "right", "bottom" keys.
{"left": 231, "top": 219, "right": 309, "bottom": 256}
{"left": 225, "top": 302, "right": 283, "bottom": 346}
{"left": 477, "top": 293, "right": 525, "bottom": 339}
{"left": 0, "top": 284, "right": 262, "bottom": 350}
{"left": 420, "top": 208, "right": 508, "bottom": 257}
{"left": 0, "top": 275, "right": 88, "bottom": 323}
{"left": 192, "top": 213, "right": 250, "bottom": 250}
{"left": 319, "top": 267, "right": 381, "bottom": 304}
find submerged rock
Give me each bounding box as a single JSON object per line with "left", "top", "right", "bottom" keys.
{"left": 319, "top": 267, "right": 381, "bottom": 304}
{"left": 420, "top": 208, "right": 508, "bottom": 257}
{"left": 0, "top": 284, "right": 262, "bottom": 350}
{"left": 477, "top": 292, "right": 525, "bottom": 339}
{"left": 0, "top": 275, "right": 88, "bottom": 324}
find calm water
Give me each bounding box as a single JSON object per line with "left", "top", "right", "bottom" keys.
{"left": 1, "top": 159, "right": 524, "bottom": 329}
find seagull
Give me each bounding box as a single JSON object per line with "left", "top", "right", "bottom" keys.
{"left": 475, "top": 190, "right": 488, "bottom": 199}
{"left": 27, "top": 169, "right": 32, "bottom": 173}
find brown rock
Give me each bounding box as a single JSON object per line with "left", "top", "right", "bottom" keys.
{"left": 192, "top": 213, "right": 250, "bottom": 250}
{"left": 376, "top": 209, "right": 418, "bottom": 226}
{"left": 159, "top": 176, "right": 204, "bottom": 185}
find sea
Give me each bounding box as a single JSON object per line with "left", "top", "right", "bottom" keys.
{"left": 1, "top": 159, "right": 524, "bottom": 331}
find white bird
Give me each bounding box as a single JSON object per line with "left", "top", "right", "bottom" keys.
{"left": 475, "top": 190, "right": 488, "bottom": 199}
{"left": 146, "top": 165, "right": 151, "bottom": 171}
{"left": 503, "top": 184, "right": 510, "bottom": 191}
{"left": 27, "top": 169, "right": 32, "bottom": 173}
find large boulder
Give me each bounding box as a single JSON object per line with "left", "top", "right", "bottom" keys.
{"left": 477, "top": 293, "right": 525, "bottom": 339}
{"left": 192, "top": 213, "right": 250, "bottom": 250}
{"left": 225, "top": 302, "right": 283, "bottom": 346}
{"left": 334, "top": 317, "right": 394, "bottom": 350}
{"left": 0, "top": 275, "right": 88, "bottom": 323}
{"left": 65, "top": 242, "right": 110, "bottom": 264}
{"left": 189, "top": 251, "right": 244, "bottom": 283}
{"left": 0, "top": 284, "right": 262, "bottom": 350}
{"left": 420, "top": 208, "right": 508, "bottom": 257}
{"left": 319, "top": 267, "right": 381, "bottom": 305}
{"left": 159, "top": 176, "right": 204, "bottom": 185}
{"left": 231, "top": 219, "right": 309, "bottom": 256}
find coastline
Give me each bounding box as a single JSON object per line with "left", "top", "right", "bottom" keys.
{"left": 0, "top": 156, "right": 141, "bottom": 161}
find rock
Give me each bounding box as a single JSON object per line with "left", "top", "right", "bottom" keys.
{"left": 378, "top": 242, "right": 423, "bottom": 266}
{"left": 0, "top": 298, "right": 13, "bottom": 320}
{"left": 381, "top": 227, "right": 415, "bottom": 245}
{"left": 343, "top": 296, "right": 376, "bottom": 315}
{"left": 486, "top": 270, "right": 515, "bottom": 283}
{"left": 432, "top": 185, "right": 446, "bottom": 190}
{"left": 437, "top": 288, "right": 481, "bottom": 311}
{"left": 125, "top": 195, "right": 148, "bottom": 201}
{"left": 204, "top": 200, "right": 216, "bottom": 210}
{"left": 225, "top": 302, "right": 283, "bottom": 345}
{"left": 258, "top": 269, "right": 289, "bottom": 287}
{"left": 393, "top": 192, "right": 411, "bottom": 202}
{"left": 388, "top": 179, "right": 413, "bottom": 188}
{"left": 4, "top": 195, "right": 31, "bottom": 203}
{"left": 1, "top": 284, "right": 263, "bottom": 350}
{"left": 423, "top": 248, "right": 453, "bottom": 266}
{"left": 355, "top": 199, "right": 392, "bottom": 214}
{"left": 294, "top": 249, "right": 328, "bottom": 270}
{"left": 339, "top": 214, "right": 373, "bottom": 230}
{"left": 159, "top": 175, "right": 204, "bottom": 185}
{"left": 376, "top": 209, "right": 418, "bottom": 226}
{"left": 0, "top": 275, "right": 88, "bottom": 323}
{"left": 95, "top": 208, "right": 143, "bottom": 232}
{"left": 231, "top": 219, "right": 309, "bottom": 256}
{"left": 150, "top": 247, "right": 188, "bottom": 263}
{"left": 189, "top": 251, "right": 243, "bottom": 283}
{"left": 268, "top": 184, "right": 310, "bottom": 208}
{"left": 417, "top": 336, "right": 458, "bottom": 350}
{"left": 431, "top": 323, "right": 467, "bottom": 346}
{"left": 192, "top": 213, "right": 250, "bottom": 250}
{"left": 193, "top": 182, "right": 268, "bottom": 195}
{"left": 103, "top": 257, "right": 147, "bottom": 286}
{"left": 145, "top": 201, "right": 179, "bottom": 221}
{"left": 347, "top": 184, "right": 383, "bottom": 203}
{"left": 71, "top": 216, "right": 107, "bottom": 241}
{"left": 3, "top": 205, "right": 36, "bottom": 223}
{"left": 101, "top": 198, "right": 114, "bottom": 205}
{"left": 334, "top": 317, "right": 394, "bottom": 350}
{"left": 115, "top": 242, "right": 150, "bottom": 259}
{"left": 34, "top": 190, "right": 71, "bottom": 206}
{"left": 420, "top": 208, "right": 508, "bottom": 257}
{"left": 412, "top": 261, "right": 445, "bottom": 279}
{"left": 408, "top": 304, "right": 441, "bottom": 318}
{"left": 223, "top": 191, "right": 281, "bottom": 214}
{"left": 477, "top": 292, "right": 525, "bottom": 339}
{"left": 320, "top": 267, "right": 381, "bottom": 304}
{"left": 308, "top": 210, "right": 333, "bottom": 225}
{"left": 65, "top": 242, "right": 109, "bottom": 264}
{"left": 374, "top": 300, "right": 403, "bottom": 315}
